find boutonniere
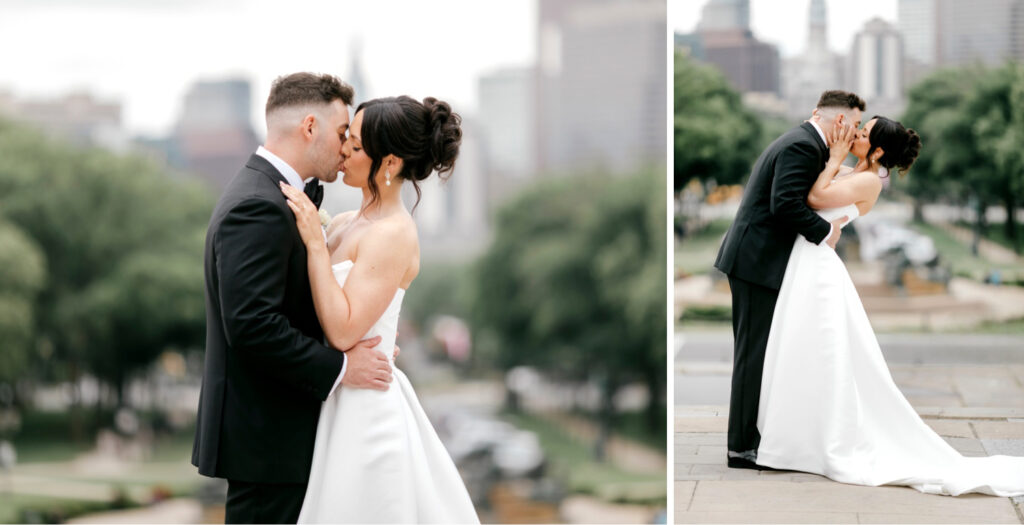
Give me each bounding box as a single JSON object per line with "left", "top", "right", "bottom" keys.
{"left": 319, "top": 209, "right": 332, "bottom": 229}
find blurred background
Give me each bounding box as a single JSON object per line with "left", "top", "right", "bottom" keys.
{"left": 673, "top": 1, "right": 1024, "bottom": 518}
{"left": 0, "top": 0, "right": 667, "bottom": 523}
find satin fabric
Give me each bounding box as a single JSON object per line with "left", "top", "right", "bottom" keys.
{"left": 298, "top": 261, "right": 479, "bottom": 523}
{"left": 756, "top": 204, "right": 1024, "bottom": 497}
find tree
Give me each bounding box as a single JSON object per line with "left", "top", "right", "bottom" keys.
{"left": 971, "top": 63, "right": 1024, "bottom": 253}
{"left": 674, "top": 51, "right": 763, "bottom": 192}
{"left": 902, "top": 64, "right": 1023, "bottom": 254}
{"left": 471, "top": 167, "right": 666, "bottom": 458}
{"left": 0, "top": 118, "right": 213, "bottom": 407}
{"left": 0, "top": 220, "right": 46, "bottom": 387}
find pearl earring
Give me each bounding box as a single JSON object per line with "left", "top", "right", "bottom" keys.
{"left": 385, "top": 169, "right": 392, "bottom": 186}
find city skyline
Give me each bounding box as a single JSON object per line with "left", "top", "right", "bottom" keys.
{"left": 671, "top": 0, "right": 898, "bottom": 57}
{"left": 0, "top": 0, "right": 535, "bottom": 137}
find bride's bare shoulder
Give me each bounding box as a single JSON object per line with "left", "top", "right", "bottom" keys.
{"left": 363, "top": 213, "right": 419, "bottom": 255}
{"left": 327, "top": 210, "right": 358, "bottom": 236}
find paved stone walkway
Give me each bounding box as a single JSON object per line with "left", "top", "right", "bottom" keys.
{"left": 676, "top": 360, "right": 1024, "bottom": 523}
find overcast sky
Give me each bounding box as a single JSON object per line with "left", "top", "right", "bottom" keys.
{"left": 0, "top": 0, "right": 536, "bottom": 136}
{"left": 670, "top": 0, "right": 897, "bottom": 58}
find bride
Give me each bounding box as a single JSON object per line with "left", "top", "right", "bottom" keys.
{"left": 279, "top": 95, "right": 479, "bottom": 523}
{"left": 755, "top": 116, "right": 1024, "bottom": 496}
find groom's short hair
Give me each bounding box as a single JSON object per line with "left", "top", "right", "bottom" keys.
{"left": 816, "top": 90, "right": 866, "bottom": 111}
{"left": 266, "top": 73, "right": 354, "bottom": 115}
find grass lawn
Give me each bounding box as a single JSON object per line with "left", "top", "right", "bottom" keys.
{"left": 911, "top": 221, "right": 1023, "bottom": 280}
{"left": 676, "top": 219, "right": 730, "bottom": 276}
{"left": 954, "top": 220, "right": 1024, "bottom": 255}
{"left": 501, "top": 412, "right": 665, "bottom": 505}
{"left": 12, "top": 440, "right": 94, "bottom": 464}
{"left": 3, "top": 416, "right": 204, "bottom": 523}
{"left": 0, "top": 493, "right": 114, "bottom": 524}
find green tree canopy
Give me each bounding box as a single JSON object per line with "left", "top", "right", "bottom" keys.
{"left": 0, "top": 220, "right": 47, "bottom": 384}
{"left": 902, "top": 63, "right": 1024, "bottom": 252}
{"left": 471, "top": 168, "right": 666, "bottom": 454}
{"left": 674, "top": 50, "right": 763, "bottom": 191}
{"left": 0, "top": 118, "right": 213, "bottom": 403}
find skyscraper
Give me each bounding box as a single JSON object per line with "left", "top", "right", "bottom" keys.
{"left": 686, "top": 0, "right": 781, "bottom": 98}
{"left": 536, "top": 0, "right": 666, "bottom": 174}
{"left": 478, "top": 67, "right": 534, "bottom": 179}
{"left": 936, "top": 0, "right": 1024, "bottom": 65}
{"left": 782, "top": 0, "right": 845, "bottom": 119}
{"left": 850, "top": 18, "right": 905, "bottom": 118}
{"left": 898, "top": 0, "right": 938, "bottom": 66}
{"left": 697, "top": 0, "right": 750, "bottom": 32}
{"left": 173, "top": 78, "right": 260, "bottom": 188}
{"left": 897, "top": 0, "right": 1024, "bottom": 70}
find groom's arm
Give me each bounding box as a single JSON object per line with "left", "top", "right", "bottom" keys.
{"left": 215, "top": 197, "right": 344, "bottom": 401}
{"left": 770, "top": 142, "right": 832, "bottom": 245}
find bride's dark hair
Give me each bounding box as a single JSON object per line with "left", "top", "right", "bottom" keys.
{"left": 868, "top": 116, "right": 922, "bottom": 176}
{"left": 355, "top": 96, "right": 462, "bottom": 212}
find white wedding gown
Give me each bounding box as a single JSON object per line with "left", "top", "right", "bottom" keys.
{"left": 756, "top": 203, "right": 1024, "bottom": 496}
{"left": 297, "top": 260, "right": 479, "bottom": 523}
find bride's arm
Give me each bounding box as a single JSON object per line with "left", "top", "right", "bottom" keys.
{"left": 807, "top": 123, "right": 856, "bottom": 209}
{"left": 280, "top": 183, "right": 414, "bottom": 350}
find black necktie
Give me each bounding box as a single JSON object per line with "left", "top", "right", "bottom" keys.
{"left": 304, "top": 180, "right": 323, "bottom": 209}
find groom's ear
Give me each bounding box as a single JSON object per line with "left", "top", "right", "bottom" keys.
{"left": 301, "top": 113, "right": 317, "bottom": 141}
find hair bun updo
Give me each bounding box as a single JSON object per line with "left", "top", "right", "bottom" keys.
{"left": 354, "top": 95, "right": 463, "bottom": 211}
{"left": 423, "top": 97, "right": 462, "bottom": 180}
{"left": 893, "top": 128, "right": 921, "bottom": 174}
{"left": 868, "top": 116, "right": 922, "bottom": 176}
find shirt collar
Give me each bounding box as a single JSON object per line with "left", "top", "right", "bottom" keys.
{"left": 807, "top": 120, "right": 829, "bottom": 148}
{"left": 256, "top": 145, "right": 306, "bottom": 189}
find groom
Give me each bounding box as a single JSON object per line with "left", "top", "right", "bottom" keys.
{"left": 713, "top": 90, "right": 865, "bottom": 469}
{"left": 192, "top": 73, "right": 395, "bottom": 523}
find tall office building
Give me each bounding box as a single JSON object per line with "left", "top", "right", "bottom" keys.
{"left": 477, "top": 67, "right": 534, "bottom": 180}
{"left": 937, "top": 0, "right": 1024, "bottom": 65}
{"left": 173, "top": 78, "right": 260, "bottom": 188}
{"left": 684, "top": 0, "right": 780, "bottom": 99}
{"left": 536, "top": 0, "right": 666, "bottom": 174}
{"left": 850, "top": 18, "right": 905, "bottom": 118}
{"left": 697, "top": 0, "right": 750, "bottom": 32}
{"left": 897, "top": 0, "right": 1024, "bottom": 69}
{"left": 782, "top": 0, "right": 845, "bottom": 119}
{"left": 898, "top": 0, "right": 938, "bottom": 65}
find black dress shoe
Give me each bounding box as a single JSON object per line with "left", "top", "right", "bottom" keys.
{"left": 727, "top": 456, "right": 776, "bottom": 471}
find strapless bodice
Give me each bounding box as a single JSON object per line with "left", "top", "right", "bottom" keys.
{"left": 331, "top": 260, "right": 404, "bottom": 360}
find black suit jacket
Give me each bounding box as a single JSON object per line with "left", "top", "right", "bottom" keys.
{"left": 192, "top": 153, "right": 345, "bottom": 484}
{"left": 714, "top": 122, "right": 832, "bottom": 290}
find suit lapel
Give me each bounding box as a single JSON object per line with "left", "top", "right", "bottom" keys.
{"left": 800, "top": 122, "right": 828, "bottom": 154}
{"left": 244, "top": 153, "right": 289, "bottom": 186}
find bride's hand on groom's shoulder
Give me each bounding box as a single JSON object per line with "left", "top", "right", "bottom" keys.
{"left": 280, "top": 182, "right": 325, "bottom": 249}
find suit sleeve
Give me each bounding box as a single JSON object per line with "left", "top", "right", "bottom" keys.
{"left": 770, "top": 142, "right": 832, "bottom": 244}
{"left": 214, "top": 197, "right": 344, "bottom": 401}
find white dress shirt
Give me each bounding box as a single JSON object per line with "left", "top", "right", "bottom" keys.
{"left": 806, "top": 121, "right": 837, "bottom": 247}
{"left": 255, "top": 146, "right": 347, "bottom": 395}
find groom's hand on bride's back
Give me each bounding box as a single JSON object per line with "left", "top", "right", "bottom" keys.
{"left": 825, "top": 216, "right": 849, "bottom": 250}
{"left": 340, "top": 336, "right": 393, "bottom": 391}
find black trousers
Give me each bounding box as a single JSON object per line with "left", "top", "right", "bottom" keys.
{"left": 226, "top": 479, "right": 308, "bottom": 524}
{"left": 726, "top": 275, "right": 781, "bottom": 455}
